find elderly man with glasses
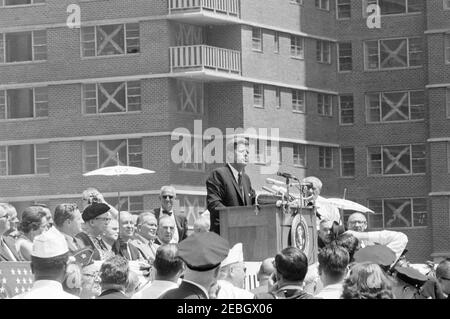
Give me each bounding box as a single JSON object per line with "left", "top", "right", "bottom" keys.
{"left": 0, "top": 205, "right": 22, "bottom": 261}
{"left": 152, "top": 186, "right": 187, "bottom": 244}
{"left": 76, "top": 202, "right": 115, "bottom": 261}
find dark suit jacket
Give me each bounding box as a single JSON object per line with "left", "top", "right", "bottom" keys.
{"left": 0, "top": 236, "right": 23, "bottom": 261}
{"left": 206, "top": 165, "right": 255, "bottom": 234}
{"left": 153, "top": 208, "right": 188, "bottom": 242}
{"left": 75, "top": 232, "right": 103, "bottom": 261}
{"left": 159, "top": 281, "right": 208, "bottom": 299}
{"left": 96, "top": 289, "right": 129, "bottom": 299}
{"left": 112, "top": 238, "right": 142, "bottom": 261}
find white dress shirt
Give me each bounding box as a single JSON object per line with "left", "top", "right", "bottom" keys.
{"left": 13, "top": 280, "right": 79, "bottom": 299}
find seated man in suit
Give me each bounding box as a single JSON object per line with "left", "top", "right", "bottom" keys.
{"left": 206, "top": 137, "right": 256, "bottom": 234}
{"left": 130, "top": 212, "right": 160, "bottom": 264}
{"left": 0, "top": 205, "right": 23, "bottom": 261}
{"left": 96, "top": 256, "right": 130, "bottom": 299}
{"left": 54, "top": 203, "right": 85, "bottom": 253}
{"left": 112, "top": 211, "right": 143, "bottom": 261}
{"left": 153, "top": 186, "right": 187, "bottom": 243}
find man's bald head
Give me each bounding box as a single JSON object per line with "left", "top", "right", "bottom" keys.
{"left": 257, "top": 257, "right": 275, "bottom": 283}
{"left": 347, "top": 212, "right": 367, "bottom": 232}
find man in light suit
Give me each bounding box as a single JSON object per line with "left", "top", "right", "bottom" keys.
{"left": 206, "top": 137, "right": 256, "bottom": 234}
{"left": 153, "top": 186, "right": 187, "bottom": 243}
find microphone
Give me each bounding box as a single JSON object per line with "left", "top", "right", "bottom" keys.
{"left": 265, "top": 178, "right": 286, "bottom": 186}
{"left": 262, "top": 186, "right": 277, "bottom": 194}
{"left": 277, "top": 171, "right": 299, "bottom": 180}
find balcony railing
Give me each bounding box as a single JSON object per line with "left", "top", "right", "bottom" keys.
{"left": 170, "top": 45, "right": 241, "bottom": 74}
{"left": 169, "top": 0, "right": 240, "bottom": 17}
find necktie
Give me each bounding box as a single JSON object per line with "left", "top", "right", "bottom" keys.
{"left": 238, "top": 172, "right": 246, "bottom": 205}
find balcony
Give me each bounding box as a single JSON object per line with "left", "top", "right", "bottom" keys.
{"left": 169, "top": 45, "right": 241, "bottom": 81}
{"left": 168, "top": 0, "right": 241, "bottom": 25}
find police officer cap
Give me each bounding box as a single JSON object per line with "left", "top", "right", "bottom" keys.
{"left": 177, "top": 232, "right": 230, "bottom": 271}
{"left": 354, "top": 245, "right": 396, "bottom": 267}
{"left": 395, "top": 266, "right": 428, "bottom": 287}
{"left": 82, "top": 202, "right": 110, "bottom": 222}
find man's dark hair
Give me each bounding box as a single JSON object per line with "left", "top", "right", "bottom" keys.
{"left": 318, "top": 244, "right": 349, "bottom": 281}
{"left": 19, "top": 206, "right": 47, "bottom": 234}
{"left": 334, "top": 233, "right": 360, "bottom": 263}
{"left": 154, "top": 244, "right": 184, "bottom": 278}
{"left": 100, "top": 256, "right": 129, "bottom": 288}
{"left": 436, "top": 259, "right": 450, "bottom": 279}
{"left": 274, "top": 247, "right": 308, "bottom": 282}
{"left": 54, "top": 203, "right": 78, "bottom": 228}
{"left": 31, "top": 253, "right": 69, "bottom": 280}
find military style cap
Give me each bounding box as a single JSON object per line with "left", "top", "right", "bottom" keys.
{"left": 221, "top": 243, "right": 244, "bottom": 267}
{"left": 32, "top": 227, "right": 69, "bottom": 258}
{"left": 395, "top": 266, "right": 428, "bottom": 287}
{"left": 82, "top": 202, "right": 110, "bottom": 222}
{"left": 178, "top": 232, "right": 230, "bottom": 271}
{"left": 354, "top": 245, "right": 396, "bottom": 267}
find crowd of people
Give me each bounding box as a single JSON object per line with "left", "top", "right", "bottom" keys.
{"left": 1, "top": 183, "right": 449, "bottom": 300}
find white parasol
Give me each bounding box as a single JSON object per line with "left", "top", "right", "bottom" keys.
{"left": 317, "top": 197, "right": 375, "bottom": 214}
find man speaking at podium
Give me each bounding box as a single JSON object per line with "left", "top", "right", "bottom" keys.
{"left": 206, "top": 137, "right": 256, "bottom": 234}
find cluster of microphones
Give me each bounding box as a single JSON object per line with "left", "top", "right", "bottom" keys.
{"left": 260, "top": 172, "right": 315, "bottom": 209}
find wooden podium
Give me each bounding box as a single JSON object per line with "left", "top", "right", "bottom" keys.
{"left": 218, "top": 204, "right": 318, "bottom": 265}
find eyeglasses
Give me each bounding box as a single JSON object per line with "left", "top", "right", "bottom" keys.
{"left": 162, "top": 195, "right": 174, "bottom": 200}
{"left": 0, "top": 215, "right": 10, "bottom": 220}
{"left": 440, "top": 276, "right": 450, "bottom": 281}
{"left": 349, "top": 220, "right": 366, "bottom": 225}
{"left": 95, "top": 217, "right": 112, "bottom": 223}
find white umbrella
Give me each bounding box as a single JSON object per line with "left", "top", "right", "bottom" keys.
{"left": 83, "top": 163, "right": 155, "bottom": 240}
{"left": 319, "top": 197, "right": 375, "bottom": 214}
{"left": 83, "top": 165, "right": 155, "bottom": 176}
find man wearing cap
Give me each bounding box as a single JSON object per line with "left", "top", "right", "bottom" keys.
{"left": 13, "top": 227, "right": 79, "bottom": 299}
{"left": 153, "top": 186, "right": 187, "bottom": 243}
{"left": 217, "top": 243, "right": 254, "bottom": 299}
{"left": 54, "top": 203, "right": 84, "bottom": 253}
{"left": 160, "top": 232, "right": 230, "bottom": 299}
{"left": 206, "top": 137, "right": 256, "bottom": 235}
{"left": 76, "top": 202, "right": 115, "bottom": 261}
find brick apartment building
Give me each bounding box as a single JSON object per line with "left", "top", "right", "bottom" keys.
{"left": 0, "top": 0, "right": 449, "bottom": 262}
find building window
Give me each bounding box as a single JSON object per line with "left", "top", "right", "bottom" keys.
{"left": 81, "top": 23, "right": 140, "bottom": 57}
{"left": 0, "top": 87, "right": 48, "bottom": 120}
{"left": 341, "top": 147, "right": 355, "bottom": 177}
{"left": 318, "top": 94, "right": 333, "bottom": 116}
{"left": 367, "top": 144, "right": 426, "bottom": 176}
{"left": 1, "top": 0, "right": 45, "bottom": 7}
{"left": 367, "top": 198, "right": 427, "bottom": 229}
{"left": 292, "top": 89, "right": 305, "bottom": 113}
{"left": 104, "top": 196, "right": 144, "bottom": 214}
{"left": 0, "top": 30, "right": 46, "bottom": 63}
{"left": 180, "top": 138, "right": 206, "bottom": 172}
{"left": 293, "top": 144, "right": 306, "bottom": 167}
{"left": 274, "top": 32, "right": 279, "bottom": 54}
{"left": 336, "top": 0, "right": 351, "bottom": 19}
{"left": 445, "top": 34, "right": 450, "bottom": 64}
{"left": 364, "top": 0, "right": 421, "bottom": 15}
{"left": 83, "top": 139, "right": 142, "bottom": 172}
{"left": 252, "top": 28, "right": 263, "bottom": 52}
{"left": 0, "top": 144, "right": 49, "bottom": 176}
{"left": 275, "top": 87, "right": 281, "bottom": 108}
{"left": 83, "top": 81, "right": 141, "bottom": 114}
{"left": 290, "top": 35, "right": 304, "bottom": 59}
{"left": 339, "top": 94, "right": 354, "bottom": 125}
{"left": 445, "top": 0, "right": 450, "bottom": 10}
{"left": 447, "top": 87, "right": 450, "bottom": 118}
{"left": 291, "top": 0, "right": 303, "bottom": 4}
{"left": 319, "top": 147, "right": 333, "bottom": 169}
{"left": 338, "top": 42, "right": 352, "bottom": 72}
{"left": 315, "top": 0, "right": 329, "bottom": 10}
{"left": 364, "top": 37, "right": 422, "bottom": 70}
{"left": 316, "top": 40, "right": 331, "bottom": 64}
{"left": 253, "top": 84, "right": 264, "bottom": 107}
{"left": 366, "top": 90, "right": 425, "bottom": 123}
